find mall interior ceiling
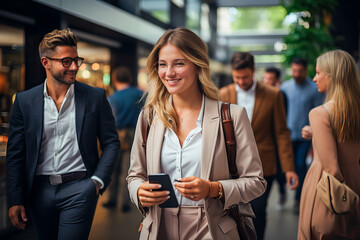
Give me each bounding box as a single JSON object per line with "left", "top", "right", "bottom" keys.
{"left": 0, "top": 0, "right": 359, "bottom": 90}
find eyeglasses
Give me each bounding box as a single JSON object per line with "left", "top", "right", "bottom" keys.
{"left": 46, "top": 56, "right": 84, "bottom": 68}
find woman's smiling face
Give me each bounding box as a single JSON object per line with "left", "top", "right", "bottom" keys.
{"left": 157, "top": 43, "right": 198, "bottom": 96}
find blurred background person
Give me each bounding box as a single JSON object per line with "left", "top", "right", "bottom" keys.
{"left": 280, "top": 58, "right": 325, "bottom": 214}
{"left": 220, "top": 52, "right": 298, "bottom": 240}
{"left": 103, "top": 66, "right": 143, "bottom": 212}
{"left": 263, "top": 67, "right": 281, "bottom": 88}
{"left": 263, "top": 67, "right": 288, "bottom": 210}
{"left": 298, "top": 49, "right": 360, "bottom": 239}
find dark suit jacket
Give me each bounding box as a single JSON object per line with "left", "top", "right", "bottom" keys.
{"left": 6, "top": 81, "right": 120, "bottom": 208}
{"left": 220, "top": 82, "right": 294, "bottom": 177}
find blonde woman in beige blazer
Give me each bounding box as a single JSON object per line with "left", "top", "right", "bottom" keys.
{"left": 298, "top": 50, "right": 360, "bottom": 239}
{"left": 127, "top": 28, "right": 266, "bottom": 240}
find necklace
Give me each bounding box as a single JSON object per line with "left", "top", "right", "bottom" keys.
{"left": 179, "top": 108, "right": 197, "bottom": 123}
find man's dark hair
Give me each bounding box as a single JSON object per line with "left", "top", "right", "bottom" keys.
{"left": 231, "top": 52, "right": 254, "bottom": 70}
{"left": 113, "top": 66, "right": 132, "bottom": 84}
{"left": 38, "top": 28, "right": 78, "bottom": 59}
{"left": 265, "top": 67, "right": 281, "bottom": 79}
{"left": 291, "top": 58, "right": 308, "bottom": 69}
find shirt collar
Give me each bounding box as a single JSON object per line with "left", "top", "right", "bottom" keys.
{"left": 235, "top": 78, "right": 257, "bottom": 94}
{"left": 168, "top": 94, "right": 205, "bottom": 127}
{"left": 43, "top": 79, "right": 74, "bottom": 98}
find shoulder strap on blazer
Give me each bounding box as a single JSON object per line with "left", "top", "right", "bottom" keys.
{"left": 221, "top": 103, "right": 239, "bottom": 179}
{"left": 141, "top": 113, "right": 150, "bottom": 149}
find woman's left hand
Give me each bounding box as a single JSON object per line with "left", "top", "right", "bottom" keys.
{"left": 302, "top": 125, "right": 312, "bottom": 140}
{"left": 174, "top": 176, "right": 210, "bottom": 201}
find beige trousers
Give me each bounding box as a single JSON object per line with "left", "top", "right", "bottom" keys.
{"left": 158, "top": 206, "right": 212, "bottom": 240}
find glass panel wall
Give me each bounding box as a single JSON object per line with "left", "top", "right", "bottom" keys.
{"left": 217, "top": 6, "right": 288, "bottom": 35}
{"left": 186, "top": 0, "right": 201, "bottom": 33}
{"left": 217, "top": 6, "right": 289, "bottom": 81}
{"left": 0, "top": 23, "right": 25, "bottom": 232}
{"left": 139, "top": 0, "right": 170, "bottom": 24}
{"left": 77, "top": 42, "right": 111, "bottom": 94}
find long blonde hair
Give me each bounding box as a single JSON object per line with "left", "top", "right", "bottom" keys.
{"left": 143, "top": 27, "right": 220, "bottom": 131}
{"left": 317, "top": 50, "right": 360, "bottom": 142}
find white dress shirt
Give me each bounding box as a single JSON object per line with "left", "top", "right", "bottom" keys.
{"left": 36, "top": 80, "right": 103, "bottom": 186}
{"left": 235, "top": 79, "right": 257, "bottom": 122}
{"left": 160, "top": 95, "right": 205, "bottom": 206}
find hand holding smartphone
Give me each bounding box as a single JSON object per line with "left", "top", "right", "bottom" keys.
{"left": 148, "top": 173, "right": 179, "bottom": 208}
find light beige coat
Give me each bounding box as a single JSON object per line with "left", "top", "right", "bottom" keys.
{"left": 298, "top": 102, "right": 360, "bottom": 240}
{"left": 127, "top": 97, "right": 266, "bottom": 240}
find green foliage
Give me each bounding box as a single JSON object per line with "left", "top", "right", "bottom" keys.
{"left": 151, "top": 10, "right": 170, "bottom": 23}
{"left": 281, "top": 0, "right": 337, "bottom": 15}
{"left": 281, "top": 0, "right": 337, "bottom": 78}
{"left": 231, "top": 6, "right": 288, "bottom": 31}
{"left": 283, "top": 25, "right": 334, "bottom": 77}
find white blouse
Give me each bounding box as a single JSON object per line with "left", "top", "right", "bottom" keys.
{"left": 160, "top": 95, "right": 205, "bottom": 206}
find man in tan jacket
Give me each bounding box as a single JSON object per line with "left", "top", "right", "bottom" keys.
{"left": 220, "top": 52, "right": 298, "bottom": 240}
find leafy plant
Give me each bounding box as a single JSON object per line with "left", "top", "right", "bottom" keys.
{"left": 281, "top": 0, "right": 337, "bottom": 78}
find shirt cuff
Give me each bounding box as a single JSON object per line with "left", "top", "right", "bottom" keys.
{"left": 91, "top": 176, "right": 104, "bottom": 189}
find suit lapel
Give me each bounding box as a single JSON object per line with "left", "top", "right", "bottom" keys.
{"left": 34, "top": 84, "right": 45, "bottom": 156}
{"left": 251, "top": 83, "right": 264, "bottom": 127}
{"left": 201, "top": 97, "right": 220, "bottom": 180}
{"left": 74, "top": 81, "right": 87, "bottom": 144}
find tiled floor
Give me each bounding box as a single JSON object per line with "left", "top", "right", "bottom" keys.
{"left": 89, "top": 182, "right": 298, "bottom": 240}
{"left": 3, "top": 180, "right": 299, "bottom": 240}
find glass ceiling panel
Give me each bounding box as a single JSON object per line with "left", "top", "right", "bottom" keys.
{"left": 139, "top": 0, "right": 170, "bottom": 23}
{"left": 217, "top": 6, "right": 288, "bottom": 35}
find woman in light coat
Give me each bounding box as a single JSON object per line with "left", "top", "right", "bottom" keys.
{"left": 298, "top": 50, "right": 360, "bottom": 239}
{"left": 127, "top": 27, "right": 266, "bottom": 240}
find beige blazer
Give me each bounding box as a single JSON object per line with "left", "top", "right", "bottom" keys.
{"left": 220, "top": 82, "right": 295, "bottom": 176}
{"left": 127, "top": 96, "right": 266, "bottom": 240}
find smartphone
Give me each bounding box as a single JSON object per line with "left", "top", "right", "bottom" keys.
{"left": 290, "top": 178, "right": 295, "bottom": 186}
{"left": 148, "top": 173, "right": 179, "bottom": 208}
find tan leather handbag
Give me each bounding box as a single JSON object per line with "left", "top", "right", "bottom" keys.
{"left": 317, "top": 170, "right": 358, "bottom": 215}
{"left": 316, "top": 105, "right": 359, "bottom": 215}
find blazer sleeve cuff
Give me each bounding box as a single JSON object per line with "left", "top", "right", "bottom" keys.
{"left": 91, "top": 176, "right": 104, "bottom": 189}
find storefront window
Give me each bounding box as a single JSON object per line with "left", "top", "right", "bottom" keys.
{"left": 77, "top": 42, "right": 111, "bottom": 94}
{"left": 137, "top": 42, "right": 152, "bottom": 91}
{"left": 0, "top": 23, "right": 24, "bottom": 232}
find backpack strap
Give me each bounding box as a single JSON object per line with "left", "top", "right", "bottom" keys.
{"left": 221, "top": 103, "right": 239, "bottom": 179}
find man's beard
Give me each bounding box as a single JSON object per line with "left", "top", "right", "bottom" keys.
{"left": 50, "top": 69, "right": 77, "bottom": 85}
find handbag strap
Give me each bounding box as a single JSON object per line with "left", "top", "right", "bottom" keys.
{"left": 141, "top": 113, "right": 149, "bottom": 150}
{"left": 323, "top": 104, "right": 332, "bottom": 123}
{"left": 221, "top": 103, "right": 239, "bottom": 179}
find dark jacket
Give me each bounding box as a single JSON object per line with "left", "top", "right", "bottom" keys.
{"left": 6, "top": 81, "right": 120, "bottom": 207}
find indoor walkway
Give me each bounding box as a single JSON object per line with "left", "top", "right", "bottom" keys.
{"left": 4, "top": 179, "right": 299, "bottom": 240}
{"left": 89, "top": 181, "right": 299, "bottom": 240}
